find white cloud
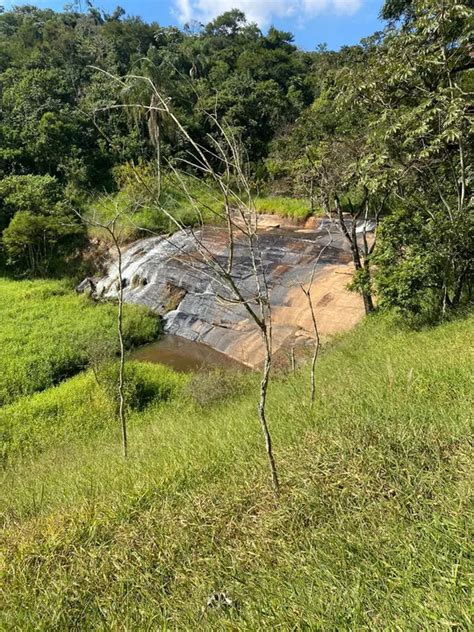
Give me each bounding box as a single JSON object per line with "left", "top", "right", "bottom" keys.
{"left": 174, "top": 0, "right": 193, "bottom": 23}
{"left": 172, "top": 0, "right": 362, "bottom": 27}
{"left": 332, "top": 0, "right": 362, "bottom": 14}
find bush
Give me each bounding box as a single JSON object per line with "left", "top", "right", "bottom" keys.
{"left": 374, "top": 207, "right": 473, "bottom": 322}
{"left": 0, "top": 174, "right": 86, "bottom": 276}
{"left": 98, "top": 361, "right": 185, "bottom": 413}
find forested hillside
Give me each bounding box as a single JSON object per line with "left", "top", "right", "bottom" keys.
{"left": 0, "top": 6, "right": 315, "bottom": 180}
{"left": 1, "top": 0, "right": 471, "bottom": 319}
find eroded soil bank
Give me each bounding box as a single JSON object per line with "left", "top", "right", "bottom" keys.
{"left": 94, "top": 216, "right": 366, "bottom": 368}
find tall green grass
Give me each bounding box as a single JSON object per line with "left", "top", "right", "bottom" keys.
{"left": 86, "top": 173, "right": 225, "bottom": 243}
{"left": 1, "top": 313, "right": 472, "bottom": 629}
{"left": 87, "top": 178, "right": 315, "bottom": 242}
{"left": 0, "top": 278, "right": 159, "bottom": 406}
{"left": 0, "top": 361, "right": 188, "bottom": 464}
{"left": 255, "top": 196, "right": 317, "bottom": 220}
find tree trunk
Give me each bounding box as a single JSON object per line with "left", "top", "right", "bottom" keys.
{"left": 362, "top": 289, "right": 374, "bottom": 315}
{"left": 336, "top": 199, "right": 374, "bottom": 315}
{"left": 114, "top": 237, "right": 127, "bottom": 458}
{"left": 309, "top": 176, "right": 315, "bottom": 214}
{"left": 258, "top": 328, "right": 279, "bottom": 496}
{"left": 306, "top": 289, "right": 321, "bottom": 405}
{"left": 290, "top": 347, "right": 295, "bottom": 374}
{"left": 148, "top": 94, "right": 161, "bottom": 202}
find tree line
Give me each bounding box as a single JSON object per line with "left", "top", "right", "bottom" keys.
{"left": 0, "top": 0, "right": 472, "bottom": 320}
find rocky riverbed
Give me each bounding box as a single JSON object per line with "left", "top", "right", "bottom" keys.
{"left": 92, "top": 216, "right": 366, "bottom": 367}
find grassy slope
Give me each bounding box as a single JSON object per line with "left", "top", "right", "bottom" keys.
{"left": 1, "top": 313, "right": 473, "bottom": 629}
{"left": 0, "top": 362, "right": 188, "bottom": 463}
{"left": 0, "top": 278, "right": 159, "bottom": 406}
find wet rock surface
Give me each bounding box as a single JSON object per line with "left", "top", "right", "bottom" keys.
{"left": 94, "top": 217, "right": 365, "bottom": 367}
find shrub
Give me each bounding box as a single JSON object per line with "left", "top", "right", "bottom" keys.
{"left": 98, "top": 361, "right": 185, "bottom": 413}
{"left": 0, "top": 174, "right": 86, "bottom": 275}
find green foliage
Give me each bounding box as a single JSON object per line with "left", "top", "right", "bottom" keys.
{"left": 338, "top": 0, "right": 473, "bottom": 318}
{"left": 0, "top": 174, "right": 61, "bottom": 229}
{"left": 375, "top": 207, "right": 473, "bottom": 320}
{"left": 1, "top": 312, "right": 472, "bottom": 628}
{"left": 0, "top": 362, "right": 187, "bottom": 463}
{"left": 0, "top": 174, "right": 86, "bottom": 275}
{"left": 0, "top": 4, "right": 314, "bottom": 187}
{"left": 2, "top": 210, "right": 84, "bottom": 276}
{"left": 254, "top": 196, "right": 313, "bottom": 220}
{"left": 86, "top": 165, "right": 226, "bottom": 242}
{"left": 0, "top": 278, "right": 160, "bottom": 406}
{"left": 98, "top": 361, "right": 184, "bottom": 414}
{"left": 380, "top": 0, "right": 415, "bottom": 21}
{"left": 268, "top": 0, "right": 473, "bottom": 320}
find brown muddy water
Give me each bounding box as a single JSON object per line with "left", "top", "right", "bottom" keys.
{"left": 130, "top": 334, "right": 248, "bottom": 373}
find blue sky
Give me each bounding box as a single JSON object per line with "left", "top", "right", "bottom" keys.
{"left": 3, "top": 0, "right": 385, "bottom": 50}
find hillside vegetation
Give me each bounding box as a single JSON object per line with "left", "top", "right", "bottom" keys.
{"left": 1, "top": 2, "right": 471, "bottom": 319}
{"left": 1, "top": 312, "right": 472, "bottom": 629}
{"left": 0, "top": 278, "right": 159, "bottom": 406}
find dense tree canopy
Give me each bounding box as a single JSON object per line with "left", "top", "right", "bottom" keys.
{"left": 266, "top": 0, "right": 472, "bottom": 319}
{"left": 0, "top": 4, "right": 313, "bottom": 182}
{"left": 0, "top": 1, "right": 472, "bottom": 319}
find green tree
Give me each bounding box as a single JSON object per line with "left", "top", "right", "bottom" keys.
{"left": 343, "top": 0, "right": 473, "bottom": 318}
{"left": 0, "top": 175, "right": 85, "bottom": 276}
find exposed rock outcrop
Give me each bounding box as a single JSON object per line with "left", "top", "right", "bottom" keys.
{"left": 93, "top": 217, "right": 367, "bottom": 367}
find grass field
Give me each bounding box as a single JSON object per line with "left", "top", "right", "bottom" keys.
{"left": 0, "top": 278, "right": 159, "bottom": 406}
{"left": 1, "top": 311, "right": 472, "bottom": 629}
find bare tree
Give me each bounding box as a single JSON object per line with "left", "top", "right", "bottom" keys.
{"left": 90, "top": 69, "right": 282, "bottom": 493}
{"left": 311, "top": 138, "right": 392, "bottom": 315}
{"left": 162, "top": 156, "right": 280, "bottom": 494}
{"left": 75, "top": 202, "right": 133, "bottom": 458}
{"left": 291, "top": 217, "right": 334, "bottom": 405}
